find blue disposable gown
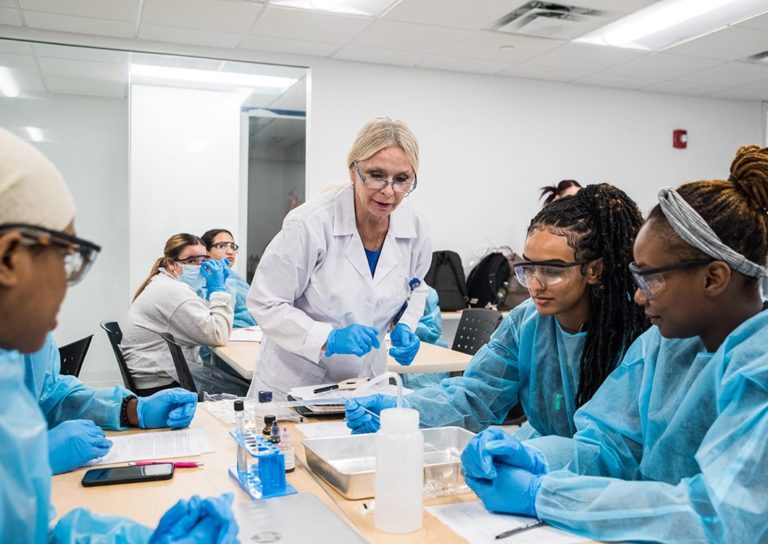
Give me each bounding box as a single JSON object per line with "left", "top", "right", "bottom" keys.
{"left": 530, "top": 308, "right": 768, "bottom": 543}
{"left": 24, "top": 333, "right": 131, "bottom": 430}
{"left": 0, "top": 348, "right": 152, "bottom": 543}
{"left": 403, "top": 286, "right": 449, "bottom": 390}
{"left": 406, "top": 299, "right": 586, "bottom": 436}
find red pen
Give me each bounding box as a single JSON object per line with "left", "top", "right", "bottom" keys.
{"left": 129, "top": 461, "right": 204, "bottom": 468}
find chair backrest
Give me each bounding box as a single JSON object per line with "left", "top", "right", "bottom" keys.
{"left": 160, "top": 332, "right": 202, "bottom": 401}
{"left": 451, "top": 308, "right": 503, "bottom": 355}
{"left": 99, "top": 320, "right": 139, "bottom": 392}
{"left": 58, "top": 334, "right": 94, "bottom": 377}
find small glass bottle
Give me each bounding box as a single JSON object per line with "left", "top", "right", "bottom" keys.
{"left": 234, "top": 400, "right": 248, "bottom": 479}
{"left": 279, "top": 426, "right": 295, "bottom": 473}
{"left": 269, "top": 420, "right": 281, "bottom": 444}
{"left": 263, "top": 415, "right": 276, "bottom": 437}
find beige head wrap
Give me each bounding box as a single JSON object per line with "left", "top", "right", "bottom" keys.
{"left": 0, "top": 128, "right": 75, "bottom": 230}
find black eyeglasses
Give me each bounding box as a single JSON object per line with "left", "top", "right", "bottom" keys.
{"left": 629, "top": 259, "right": 714, "bottom": 298}
{"left": 172, "top": 255, "right": 210, "bottom": 266}
{"left": 354, "top": 162, "right": 417, "bottom": 194}
{"left": 211, "top": 242, "right": 239, "bottom": 252}
{"left": 0, "top": 223, "right": 101, "bottom": 285}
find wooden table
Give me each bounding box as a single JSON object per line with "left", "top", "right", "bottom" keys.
{"left": 51, "top": 406, "right": 476, "bottom": 542}
{"left": 214, "top": 340, "right": 473, "bottom": 380}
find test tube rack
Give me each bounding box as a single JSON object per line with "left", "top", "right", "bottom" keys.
{"left": 228, "top": 429, "right": 297, "bottom": 500}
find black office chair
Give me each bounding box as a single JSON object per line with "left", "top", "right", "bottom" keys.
{"left": 58, "top": 334, "right": 93, "bottom": 377}
{"left": 160, "top": 333, "right": 203, "bottom": 401}
{"left": 100, "top": 320, "right": 144, "bottom": 395}
{"left": 451, "top": 308, "right": 503, "bottom": 355}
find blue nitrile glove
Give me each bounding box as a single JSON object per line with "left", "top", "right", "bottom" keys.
{"left": 48, "top": 419, "right": 113, "bottom": 474}
{"left": 325, "top": 324, "right": 380, "bottom": 357}
{"left": 218, "top": 257, "right": 232, "bottom": 282}
{"left": 149, "top": 493, "right": 238, "bottom": 544}
{"left": 461, "top": 427, "right": 547, "bottom": 480}
{"left": 388, "top": 323, "right": 421, "bottom": 365}
{"left": 345, "top": 394, "right": 401, "bottom": 434}
{"left": 200, "top": 259, "right": 228, "bottom": 299}
{"left": 138, "top": 389, "right": 199, "bottom": 429}
{"left": 465, "top": 465, "right": 542, "bottom": 517}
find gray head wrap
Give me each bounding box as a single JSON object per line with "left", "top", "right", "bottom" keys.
{"left": 657, "top": 188, "right": 767, "bottom": 278}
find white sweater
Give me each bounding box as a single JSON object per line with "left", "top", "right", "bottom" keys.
{"left": 122, "top": 270, "right": 233, "bottom": 389}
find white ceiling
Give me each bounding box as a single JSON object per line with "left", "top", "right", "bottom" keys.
{"left": 0, "top": 0, "right": 768, "bottom": 101}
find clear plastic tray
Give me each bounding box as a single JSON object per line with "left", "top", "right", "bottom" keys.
{"left": 303, "top": 426, "right": 473, "bottom": 500}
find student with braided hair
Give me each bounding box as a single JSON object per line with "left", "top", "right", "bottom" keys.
{"left": 346, "top": 183, "right": 647, "bottom": 444}
{"left": 462, "top": 145, "right": 768, "bottom": 543}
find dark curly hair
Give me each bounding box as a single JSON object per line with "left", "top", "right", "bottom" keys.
{"left": 528, "top": 183, "right": 648, "bottom": 407}
{"left": 540, "top": 179, "right": 582, "bottom": 205}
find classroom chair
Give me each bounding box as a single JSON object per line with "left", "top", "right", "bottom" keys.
{"left": 451, "top": 308, "right": 502, "bottom": 355}
{"left": 58, "top": 334, "right": 93, "bottom": 377}
{"left": 99, "top": 320, "right": 159, "bottom": 397}
{"left": 160, "top": 333, "right": 203, "bottom": 402}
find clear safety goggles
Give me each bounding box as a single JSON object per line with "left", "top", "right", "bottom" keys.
{"left": 0, "top": 223, "right": 101, "bottom": 286}
{"left": 629, "top": 259, "right": 714, "bottom": 299}
{"left": 354, "top": 162, "right": 417, "bottom": 194}
{"left": 512, "top": 259, "right": 589, "bottom": 288}
{"left": 211, "top": 241, "right": 239, "bottom": 252}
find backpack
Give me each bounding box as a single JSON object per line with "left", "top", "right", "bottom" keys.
{"left": 466, "top": 251, "right": 511, "bottom": 309}
{"left": 424, "top": 250, "right": 468, "bottom": 311}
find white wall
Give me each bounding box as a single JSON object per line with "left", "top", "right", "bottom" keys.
{"left": 0, "top": 92, "right": 129, "bottom": 385}
{"left": 129, "top": 85, "right": 244, "bottom": 290}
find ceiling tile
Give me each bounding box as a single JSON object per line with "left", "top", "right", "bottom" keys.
{"left": 383, "top": 0, "right": 527, "bottom": 31}
{"left": 32, "top": 42, "right": 128, "bottom": 64}
{"left": 441, "top": 30, "right": 564, "bottom": 63}
{"left": 332, "top": 45, "right": 429, "bottom": 66}
{"left": 0, "top": 0, "right": 16, "bottom": 6}
{"left": 0, "top": 40, "right": 34, "bottom": 55}
{"left": 43, "top": 74, "right": 126, "bottom": 97}
{"left": 249, "top": 6, "right": 371, "bottom": 44}
{"left": 642, "top": 80, "right": 715, "bottom": 97}
{"left": 708, "top": 86, "right": 768, "bottom": 101}
{"left": 0, "top": 52, "right": 38, "bottom": 71}
{"left": 19, "top": 0, "right": 140, "bottom": 21}
{"left": 23, "top": 11, "right": 136, "bottom": 38}
{"left": 663, "top": 27, "right": 768, "bottom": 61}
{"left": 348, "top": 19, "right": 469, "bottom": 54}
{"left": 138, "top": 24, "right": 243, "bottom": 48}
{"left": 499, "top": 63, "right": 588, "bottom": 82}
{"left": 141, "top": 0, "right": 262, "bottom": 34}
{"left": 526, "top": 42, "right": 645, "bottom": 71}
{"left": 573, "top": 72, "right": 660, "bottom": 90}
{"left": 734, "top": 11, "right": 768, "bottom": 32}
{"left": 0, "top": 7, "right": 21, "bottom": 25}
{"left": 605, "top": 53, "right": 722, "bottom": 80}
{"left": 239, "top": 35, "right": 339, "bottom": 57}
{"left": 36, "top": 56, "right": 127, "bottom": 82}
{"left": 418, "top": 55, "right": 512, "bottom": 74}
{"left": 675, "top": 61, "right": 768, "bottom": 87}
{"left": 10, "top": 70, "right": 46, "bottom": 93}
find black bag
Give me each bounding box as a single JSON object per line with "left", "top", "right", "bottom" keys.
{"left": 425, "top": 250, "right": 468, "bottom": 311}
{"left": 466, "top": 252, "right": 511, "bottom": 309}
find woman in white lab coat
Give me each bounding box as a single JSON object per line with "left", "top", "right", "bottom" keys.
{"left": 246, "top": 117, "right": 432, "bottom": 399}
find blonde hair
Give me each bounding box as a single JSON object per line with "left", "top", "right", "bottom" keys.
{"left": 346, "top": 117, "right": 419, "bottom": 174}
{"left": 132, "top": 233, "right": 203, "bottom": 301}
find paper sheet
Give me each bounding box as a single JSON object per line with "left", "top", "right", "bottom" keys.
{"left": 229, "top": 327, "right": 263, "bottom": 342}
{"left": 295, "top": 421, "right": 352, "bottom": 439}
{"left": 427, "top": 501, "right": 588, "bottom": 544}
{"left": 88, "top": 429, "right": 213, "bottom": 466}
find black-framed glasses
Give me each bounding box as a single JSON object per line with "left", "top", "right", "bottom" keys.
{"left": 211, "top": 242, "right": 239, "bottom": 252}
{"left": 512, "top": 259, "right": 590, "bottom": 288}
{"left": 354, "top": 162, "right": 417, "bottom": 194}
{"left": 629, "top": 259, "right": 714, "bottom": 298}
{"left": 0, "top": 223, "right": 101, "bottom": 286}
{"left": 172, "top": 255, "right": 210, "bottom": 266}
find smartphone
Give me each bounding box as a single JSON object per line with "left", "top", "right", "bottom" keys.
{"left": 82, "top": 463, "right": 175, "bottom": 487}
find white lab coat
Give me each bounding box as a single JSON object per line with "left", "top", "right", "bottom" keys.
{"left": 246, "top": 183, "right": 432, "bottom": 399}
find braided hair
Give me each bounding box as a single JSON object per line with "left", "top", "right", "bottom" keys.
{"left": 528, "top": 183, "right": 648, "bottom": 407}
{"left": 648, "top": 145, "right": 768, "bottom": 286}
{"left": 539, "top": 179, "right": 582, "bottom": 205}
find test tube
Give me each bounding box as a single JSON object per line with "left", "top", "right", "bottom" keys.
{"left": 234, "top": 400, "right": 248, "bottom": 478}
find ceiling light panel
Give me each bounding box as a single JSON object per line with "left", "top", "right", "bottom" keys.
{"left": 269, "top": 0, "right": 396, "bottom": 16}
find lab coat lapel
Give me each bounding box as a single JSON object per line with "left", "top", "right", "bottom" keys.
{"left": 373, "top": 234, "right": 396, "bottom": 286}
{"left": 373, "top": 201, "right": 416, "bottom": 286}
{"left": 334, "top": 184, "right": 374, "bottom": 282}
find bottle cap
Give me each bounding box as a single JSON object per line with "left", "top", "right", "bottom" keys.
{"left": 264, "top": 415, "right": 276, "bottom": 425}
{"left": 234, "top": 400, "right": 244, "bottom": 412}
{"left": 380, "top": 407, "right": 419, "bottom": 433}
{"left": 258, "top": 390, "right": 273, "bottom": 403}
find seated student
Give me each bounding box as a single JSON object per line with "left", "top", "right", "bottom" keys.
{"left": 346, "top": 184, "right": 647, "bottom": 441}
{"left": 122, "top": 234, "right": 248, "bottom": 396}
{"left": 0, "top": 128, "right": 237, "bottom": 542}
{"left": 461, "top": 145, "right": 768, "bottom": 543}
{"left": 201, "top": 228, "right": 256, "bottom": 328}
{"left": 402, "top": 285, "right": 449, "bottom": 389}
{"left": 26, "top": 332, "right": 198, "bottom": 474}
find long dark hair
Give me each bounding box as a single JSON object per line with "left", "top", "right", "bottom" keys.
{"left": 528, "top": 183, "right": 647, "bottom": 407}
{"left": 201, "top": 228, "right": 233, "bottom": 251}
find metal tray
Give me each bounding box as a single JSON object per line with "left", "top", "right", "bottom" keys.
{"left": 302, "top": 426, "right": 474, "bottom": 500}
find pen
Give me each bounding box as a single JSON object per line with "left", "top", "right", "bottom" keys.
{"left": 129, "top": 461, "right": 204, "bottom": 468}
{"left": 494, "top": 520, "right": 546, "bottom": 540}
{"left": 313, "top": 384, "right": 339, "bottom": 394}
{"left": 389, "top": 278, "right": 421, "bottom": 330}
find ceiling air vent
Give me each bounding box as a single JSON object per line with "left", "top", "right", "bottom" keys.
{"left": 493, "top": 1, "right": 610, "bottom": 40}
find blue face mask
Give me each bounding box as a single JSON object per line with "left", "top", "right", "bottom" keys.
{"left": 178, "top": 264, "right": 204, "bottom": 293}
